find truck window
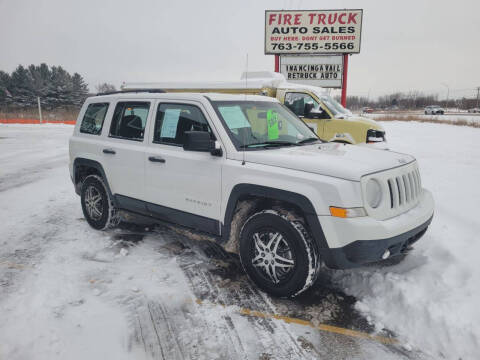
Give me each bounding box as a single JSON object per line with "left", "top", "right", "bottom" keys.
{"left": 153, "top": 103, "right": 211, "bottom": 146}
{"left": 80, "top": 103, "right": 109, "bottom": 135}
{"left": 284, "top": 93, "right": 319, "bottom": 117}
{"left": 109, "top": 102, "right": 150, "bottom": 141}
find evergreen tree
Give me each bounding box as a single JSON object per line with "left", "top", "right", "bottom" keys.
{"left": 72, "top": 73, "right": 89, "bottom": 105}
{"left": 0, "top": 63, "right": 90, "bottom": 109}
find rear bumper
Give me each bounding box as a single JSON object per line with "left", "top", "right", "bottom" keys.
{"left": 319, "top": 189, "right": 434, "bottom": 269}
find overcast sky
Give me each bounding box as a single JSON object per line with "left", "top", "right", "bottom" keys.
{"left": 1, "top": 0, "right": 479, "bottom": 99}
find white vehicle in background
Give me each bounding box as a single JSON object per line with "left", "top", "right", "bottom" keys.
{"left": 467, "top": 108, "right": 480, "bottom": 113}
{"left": 424, "top": 105, "right": 445, "bottom": 115}
{"left": 69, "top": 90, "right": 434, "bottom": 298}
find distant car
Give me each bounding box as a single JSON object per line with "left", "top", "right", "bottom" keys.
{"left": 424, "top": 105, "right": 444, "bottom": 115}
{"left": 467, "top": 108, "right": 480, "bottom": 113}
{"left": 362, "top": 107, "right": 374, "bottom": 113}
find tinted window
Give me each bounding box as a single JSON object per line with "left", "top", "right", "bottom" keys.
{"left": 80, "top": 103, "right": 109, "bottom": 135}
{"left": 109, "top": 102, "right": 150, "bottom": 141}
{"left": 154, "top": 103, "right": 210, "bottom": 145}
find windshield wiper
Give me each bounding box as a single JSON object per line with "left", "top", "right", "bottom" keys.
{"left": 297, "top": 137, "right": 321, "bottom": 145}
{"left": 240, "top": 141, "right": 300, "bottom": 149}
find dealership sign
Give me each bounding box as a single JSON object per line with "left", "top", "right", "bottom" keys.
{"left": 280, "top": 55, "right": 343, "bottom": 87}
{"left": 265, "top": 9, "right": 363, "bottom": 54}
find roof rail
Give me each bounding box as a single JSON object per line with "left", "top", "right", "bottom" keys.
{"left": 96, "top": 89, "right": 166, "bottom": 96}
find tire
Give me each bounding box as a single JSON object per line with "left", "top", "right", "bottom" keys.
{"left": 424, "top": 111, "right": 428, "bottom": 115}
{"left": 81, "top": 175, "right": 120, "bottom": 230}
{"left": 239, "top": 210, "right": 319, "bottom": 298}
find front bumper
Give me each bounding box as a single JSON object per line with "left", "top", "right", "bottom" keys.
{"left": 320, "top": 189, "right": 434, "bottom": 269}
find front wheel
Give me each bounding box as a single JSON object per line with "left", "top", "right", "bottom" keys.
{"left": 239, "top": 210, "right": 319, "bottom": 298}
{"left": 81, "top": 175, "right": 120, "bottom": 230}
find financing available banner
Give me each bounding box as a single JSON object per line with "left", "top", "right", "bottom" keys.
{"left": 280, "top": 55, "right": 343, "bottom": 87}
{"left": 265, "top": 9, "right": 363, "bottom": 55}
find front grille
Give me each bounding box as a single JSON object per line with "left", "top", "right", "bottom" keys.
{"left": 366, "top": 129, "right": 385, "bottom": 142}
{"left": 361, "top": 161, "right": 423, "bottom": 220}
{"left": 386, "top": 168, "right": 422, "bottom": 209}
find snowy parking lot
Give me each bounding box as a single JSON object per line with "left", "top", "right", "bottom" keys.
{"left": 0, "top": 122, "right": 479, "bottom": 359}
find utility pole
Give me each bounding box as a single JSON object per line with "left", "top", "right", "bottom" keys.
{"left": 441, "top": 83, "right": 449, "bottom": 110}
{"left": 37, "top": 97, "right": 43, "bottom": 124}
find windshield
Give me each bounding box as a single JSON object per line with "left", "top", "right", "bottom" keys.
{"left": 317, "top": 93, "right": 350, "bottom": 117}
{"left": 211, "top": 101, "right": 320, "bottom": 149}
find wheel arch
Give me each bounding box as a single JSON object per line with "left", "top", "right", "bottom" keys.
{"left": 72, "top": 158, "right": 116, "bottom": 206}
{"left": 222, "top": 184, "right": 330, "bottom": 257}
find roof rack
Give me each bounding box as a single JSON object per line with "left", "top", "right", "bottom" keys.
{"left": 96, "top": 89, "right": 166, "bottom": 96}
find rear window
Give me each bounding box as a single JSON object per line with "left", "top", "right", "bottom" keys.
{"left": 80, "top": 103, "right": 109, "bottom": 135}
{"left": 109, "top": 102, "right": 150, "bottom": 141}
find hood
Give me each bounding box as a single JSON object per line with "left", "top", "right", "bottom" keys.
{"left": 244, "top": 142, "right": 415, "bottom": 181}
{"left": 337, "top": 115, "right": 384, "bottom": 130}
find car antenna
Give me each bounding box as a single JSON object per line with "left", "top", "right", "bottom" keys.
{"left": 242, "top": 53, "right": 248, "bottom": 166}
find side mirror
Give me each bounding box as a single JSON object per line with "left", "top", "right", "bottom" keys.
{"left": 308, "top": 108, "right": 324, "bottom": 119}
{"left": 183, "top": 131, "right": 222, "bottom": 156}
{"left": 304, "top": 102, "right": 314, "bottom": 116}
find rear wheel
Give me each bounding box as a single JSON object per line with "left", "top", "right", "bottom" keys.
{"left": 81, "top": 175, "right": 120, "bottom": 230}
{"left": 239, "top": 210, "right": 319, "bottom": 298}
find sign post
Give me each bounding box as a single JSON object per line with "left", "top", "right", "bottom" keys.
{"left": 341, "top": 54, "right": 349, "bottom": 107}
{"left": 265, "top": 9, "right": 363, "bottom": 106}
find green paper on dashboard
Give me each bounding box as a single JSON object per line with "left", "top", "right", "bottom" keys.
{"left": 267, "top": 110, "right": 279, "bottom": 140}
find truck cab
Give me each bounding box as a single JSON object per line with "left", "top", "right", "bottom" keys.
{"left": 276, "top": 87, "right": 385, "bottom": 144}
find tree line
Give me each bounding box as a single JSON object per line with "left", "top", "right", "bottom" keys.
{"left": 0, "top": 64, "right": 89, "bottom": 109}
{"left": 339, "top": 91, "right": 478, "bottom": 110}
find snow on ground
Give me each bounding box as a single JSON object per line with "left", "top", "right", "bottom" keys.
{"left": 334, "top": 121, "right": 480, "bottom": 360}
{"left": 0, "top": 124, "right": 407, "bottom": 360}
{"left": 0, "top": 122, "right": 479, "bottom": 359}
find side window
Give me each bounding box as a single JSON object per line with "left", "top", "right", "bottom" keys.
{"left": 80, "top": 103, "right": 109, "bottom": 135}
{"left": 153, "top": 103, "right": 211, "bottom": 146}
{"left": 109, "top": 102, "right": 150, "bottom": 141}
{"left": 284, "top": 93, "right": 320, "bottom": 117}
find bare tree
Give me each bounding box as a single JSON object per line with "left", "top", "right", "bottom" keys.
{"left": 96, "top": 83, "right": 116, "bottom": 94}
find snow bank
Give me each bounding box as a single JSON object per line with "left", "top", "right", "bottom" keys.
{"left": 334, "top": 122, "right": 480, "bottom": 359}
{"left": 367, "top": 112, "right": 480, "bottom": 125}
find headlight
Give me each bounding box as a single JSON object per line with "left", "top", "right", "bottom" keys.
{"left": 366, "top": 179, "right": 382, "bottom": 208}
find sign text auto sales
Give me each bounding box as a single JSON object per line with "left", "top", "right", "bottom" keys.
{"left": 265, "top": 10, "right": 363, "bottom": 54}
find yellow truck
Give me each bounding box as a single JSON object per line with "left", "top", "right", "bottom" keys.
{"left": 121, "top": 72, "right": 386, "bottom": 145}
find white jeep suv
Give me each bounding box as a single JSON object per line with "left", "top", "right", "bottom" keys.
{"left": 69, "top": 91, "right": 434, "bottom": 297}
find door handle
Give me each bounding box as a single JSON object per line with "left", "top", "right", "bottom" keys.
{"left": 103, "top": 148, "right": 116, "bottom": 154}
{"left": 148, "top": 156, "right": 166, "bottom": 163}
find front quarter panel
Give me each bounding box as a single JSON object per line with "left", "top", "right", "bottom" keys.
{"left": 221, "top": 159, "right": 363, "bottom": 221}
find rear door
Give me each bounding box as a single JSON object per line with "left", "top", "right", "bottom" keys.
{"left": 144, "top": 100, "right": 223, "bottom": 233}
{"left": 101, "top": 100, "right": 152, "bottom": 202}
